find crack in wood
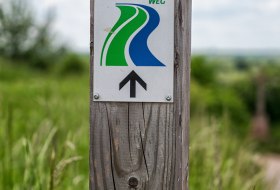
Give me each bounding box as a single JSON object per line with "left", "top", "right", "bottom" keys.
{"left": 128, "top": 104, "right": 133, "bottom": 162}
{"left": 105, "top": 105, "right": 117, "bottom": 190}
{"left": 139, "top": 124, "right": 149, "bottom": 179}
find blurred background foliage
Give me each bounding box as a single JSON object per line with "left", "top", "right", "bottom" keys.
{"left": 1, "top": 0, "right": 280, "bottom": 189}
{"left": 0, "top": 0, "right": 85, "bottom": 72}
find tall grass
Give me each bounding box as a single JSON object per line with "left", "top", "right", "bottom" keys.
{"left": 0, "top": 59, "right": 89, "bottom": 189}
{"left": 190, "top": 114, "right": 267, "bottom": 189}
{"left": 0, "top": 103, "right": 86, "bottom": 190}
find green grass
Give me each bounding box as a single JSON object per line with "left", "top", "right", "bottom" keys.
{"left": 0, "top": 60, "right": 89, "bottom": 190}
{"left": 190, "top": 115, "right": 267, "bottom": 190}
{"left": 0, "top": 59, "right": 267, "bottom": 189}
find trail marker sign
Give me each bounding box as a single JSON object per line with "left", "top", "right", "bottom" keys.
{"left": 93, "top": 0, "right": 174, "bottom": 102}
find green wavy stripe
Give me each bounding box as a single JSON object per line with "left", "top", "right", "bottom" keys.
{"left": 106, "top": 7, "right": 147, "bottom": 66}
{"left": 100, "top": 6, "right": 137, "bottom": 66}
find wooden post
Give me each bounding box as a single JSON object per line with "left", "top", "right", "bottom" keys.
{"left": 90, "top": 0, "right": 192, "bottom": 189}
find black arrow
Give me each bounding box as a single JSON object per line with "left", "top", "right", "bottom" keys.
{"left": 119, "top": 71, "right": 147, "bottom": 98}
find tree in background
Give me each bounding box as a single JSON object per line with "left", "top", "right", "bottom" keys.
{"left": 0, "top": 0, "right": 32, "bottom": 59}
{"left": 0, "top": 0, "right": 66, "bottom": 69}
{"left": 251, "top": 69, "right": 269, "bottom": 140}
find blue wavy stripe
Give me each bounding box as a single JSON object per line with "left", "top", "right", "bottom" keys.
{"left": 118, "top": 3, "right": 165, "bottom": 67}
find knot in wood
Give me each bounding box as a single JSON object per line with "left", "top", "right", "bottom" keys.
{"left": 128, "top": 176, "right": 139, "bottom": 188}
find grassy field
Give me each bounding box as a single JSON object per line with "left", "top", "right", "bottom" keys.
{"left": 0, "top": 61, "right": 89, "bottom": 189}
{"left": 0, "top": 59, "right": 267, "bottom": 189}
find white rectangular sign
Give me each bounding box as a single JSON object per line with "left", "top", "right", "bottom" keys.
{"left": 94, "top": 0, "right": 174, "bottom": 102}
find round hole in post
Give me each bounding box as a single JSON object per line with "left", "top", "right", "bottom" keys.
{"left": 128, "top": 176, "right": 139, "bottom": 188}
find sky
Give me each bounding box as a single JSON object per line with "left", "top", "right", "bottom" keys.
{"left": 34, "top": 0, "right": 280, "bottom": 52}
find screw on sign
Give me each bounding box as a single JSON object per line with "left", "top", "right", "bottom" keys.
{"left": 90, "top": 0, "right": 191, "bottom": 189}
{"left": 93, "top": 94, "right": 100, "bottom": 100}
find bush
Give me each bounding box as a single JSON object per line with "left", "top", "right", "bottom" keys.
{"left": 234, "top": 57, "right": 250, "bottom": 71}
{"left": 55, "top": 54, "right": 86, "bottom": 75}
{"left": 191, "top": 56, "right": 216, "bottom": 85}
{"left": 191, "top": 81, "right": 250, "bottom": 126}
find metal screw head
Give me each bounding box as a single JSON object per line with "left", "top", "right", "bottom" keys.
{"left": 166, "top": 96, "right": 172, "bottom": 101}
{"left": 128, "top": 177, "right": 139, "bottom": 188}
{"left": 94, "top": 94, "right": 100, "bottom": 100}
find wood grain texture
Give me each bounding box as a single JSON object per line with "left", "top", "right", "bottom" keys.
{"left": 90, "top": 0, "right": 191, "bottom": 189}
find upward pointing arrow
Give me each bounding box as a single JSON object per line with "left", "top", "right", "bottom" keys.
{"left": 119, "top": 71, "right": 147, "bottom": 98}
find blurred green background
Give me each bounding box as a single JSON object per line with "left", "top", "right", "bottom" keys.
{"left": 1, "top": 0, "right": 280, "bottom": 189}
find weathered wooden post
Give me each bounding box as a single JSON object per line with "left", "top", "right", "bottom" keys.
{"left": 90, "top": 0, "right": 191, "bottom": 189}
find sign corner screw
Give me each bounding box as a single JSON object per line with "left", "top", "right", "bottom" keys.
{"left": 166, "top": 96, "right": 172, "bottom": 101}
{"left": 94, "top": 94, "right": 100, "bottom": 100}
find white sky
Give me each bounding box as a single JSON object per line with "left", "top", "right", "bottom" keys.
{"left": 34, "top": 0, "right": 280, "bottom": 52}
